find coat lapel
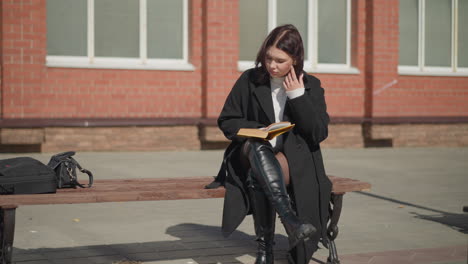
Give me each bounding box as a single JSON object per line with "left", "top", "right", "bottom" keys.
{"left": 283, "top": 99, "right": 291, "bottom": 122}
{"left": 253, "top": 83, "right": 275, "bottom": 124}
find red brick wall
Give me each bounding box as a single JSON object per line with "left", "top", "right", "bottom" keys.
{"left": 0, "top": 0, "right": 2, "bottom": 118}
{"left": 372, "top": 124, "right": 468, "bottom": 147}
{"left": 202, "top": 0, "right": 241, "bottom": 118}
{"left": 390, "top": 76, "right": 468, "bottom": 116}
{"left": 364, "top": 0, "right": 468, "bottom": 118}
{"left": 1, "top": 0, "right": 204, "bottom": 119}
{"left": 2, "top": 0, "right": 467, "bottom": 120}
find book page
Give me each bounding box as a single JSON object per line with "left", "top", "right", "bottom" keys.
{"left": 237, "top": 122, "right": 294, "bottom": 140}
{"left": 266, "top": 122, "right": 292, "bottom": 131}
{"left": 265, "top": 123, "right": 295, "bottom": 140}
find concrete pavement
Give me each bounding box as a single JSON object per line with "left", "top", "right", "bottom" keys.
{"left": 1, "top": 147, "right": 467, "bottom": 264}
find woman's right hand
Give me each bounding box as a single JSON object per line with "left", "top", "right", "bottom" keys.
{"left": 283, "top": 66, "right": 304, "bottom": 92}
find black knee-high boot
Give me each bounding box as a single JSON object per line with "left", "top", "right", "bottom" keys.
{"left": 249, "top": 183, "right": 276, "bottom": 264}
{"left": 244, "top": 139, "right": 316, "bottom": 250}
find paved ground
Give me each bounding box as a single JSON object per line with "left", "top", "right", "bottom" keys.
{"left": 1, "top": 147, "right": 467, "bottom": 264}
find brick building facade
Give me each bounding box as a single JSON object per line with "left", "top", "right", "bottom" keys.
{"left": 0, "top": 0, "right": 467, "bottom": 152}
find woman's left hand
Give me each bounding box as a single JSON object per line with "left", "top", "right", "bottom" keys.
{"left": 284, "top": 66, "right": 304, "bottom": 92}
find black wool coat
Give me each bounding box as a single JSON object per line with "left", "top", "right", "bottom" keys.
{"left": 213, "top": 68, "right": 332, "bottom": 264}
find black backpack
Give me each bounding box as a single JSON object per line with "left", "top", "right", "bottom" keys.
{"left": 0, "top": 157, "right": 57, "bottom": 195}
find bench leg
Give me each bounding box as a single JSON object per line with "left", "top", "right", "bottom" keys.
{"left": 326, "top": 193, "right": 343, "bottom": 264}
{"left": 0, "top": 206, "right": 16, "bottom": 264}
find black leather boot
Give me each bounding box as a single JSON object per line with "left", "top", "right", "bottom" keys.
{"left": 249, "top": 183, "right": 276, "bottom": 264}
{"left": 244, "top": 139, "right": 316, "bottom": 250}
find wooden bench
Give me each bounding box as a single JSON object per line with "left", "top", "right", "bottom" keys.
{"left": 0, "top": 175, "right": 370, "bottom": 264}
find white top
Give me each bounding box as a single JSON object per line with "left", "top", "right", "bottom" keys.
{"left": 269, "top": 77, "right": 305, "bottom": 149}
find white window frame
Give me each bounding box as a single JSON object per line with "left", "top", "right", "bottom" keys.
{"left": 46, "top": 0, "right": 194, "bottom": 71}
{"left": 238, "top": 0, "right": 358, "bottom": 74}
{"left": 398, "top": 0, "right": 468, "bottom": 76}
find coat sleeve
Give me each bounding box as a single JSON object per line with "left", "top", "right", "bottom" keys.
{"left": 218, "top": 71, "right": 264, "bottom": 140}
{"left": 287, "top": 75, "right": 330, "bottom": 146}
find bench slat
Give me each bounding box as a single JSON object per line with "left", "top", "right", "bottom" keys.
{"left": 58, "top": 178, "right": 212, "bottom": 193}
{"left": 0, "top": 176, "right": 370, "bottom": 207}
{"left": 0, "top": 189, "right": 225, "bottom": 206}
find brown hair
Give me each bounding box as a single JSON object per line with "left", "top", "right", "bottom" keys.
{"left": 254, "top": 24, "right": 305, "bottom": 84}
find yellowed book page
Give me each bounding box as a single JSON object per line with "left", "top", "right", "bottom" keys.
{"left": 265, "top": 123, "right": 295, "bottom": 140}
{"left": 265, "top": 121, "right": 292, "bottom": 131}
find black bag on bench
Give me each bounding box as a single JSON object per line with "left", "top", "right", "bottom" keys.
{"left": 0, "top": 157, "right": 57, "bottom": 195}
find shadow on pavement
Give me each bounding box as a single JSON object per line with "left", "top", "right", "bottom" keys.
{"left": 356, "top": 191, "right": 468, "bottom": 234}
{"left": 13, "top": 223, "right": 295, "bottom": 264}
{"left": 412, "top": 212, "right": 468, "bottom": 234}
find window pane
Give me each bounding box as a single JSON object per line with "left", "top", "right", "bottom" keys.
{"left": 95, "top": 0, "right": 139, "bottom": 57}
{"left": 47, "top": 0, "right": 87, "bottom": 56}
{"left": 459, "top": 0, "right": 468, "bottom": 67}
{"left": 239, "top": 0, "right": 268, "bottom": 61}
{"left": 399, "top": 0, "right": 418, "bottom": 66}
{"left": 425, "top": 0, "right": 452, "bottom": 67}
{"left": 277, "top": 0, "right": 308, "bottom": 59}
{"left": 318, "top": 0, "right": 347, "bottom": 64}
{"left": 147, "top": 0, "right": 184, "bottom": 59}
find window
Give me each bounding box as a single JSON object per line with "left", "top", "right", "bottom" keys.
{"left": 238, "top": 0, "right": 357, "bottom": 74}
{"left": 399, "top": 0, "right": 468, "bottom": 75}
{"left": 46, "top": 0, "right": 193, "bottom": 70}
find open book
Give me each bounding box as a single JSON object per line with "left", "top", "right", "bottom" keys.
{"left": 237, "top": 121, "right": 295, "bottom": 140}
